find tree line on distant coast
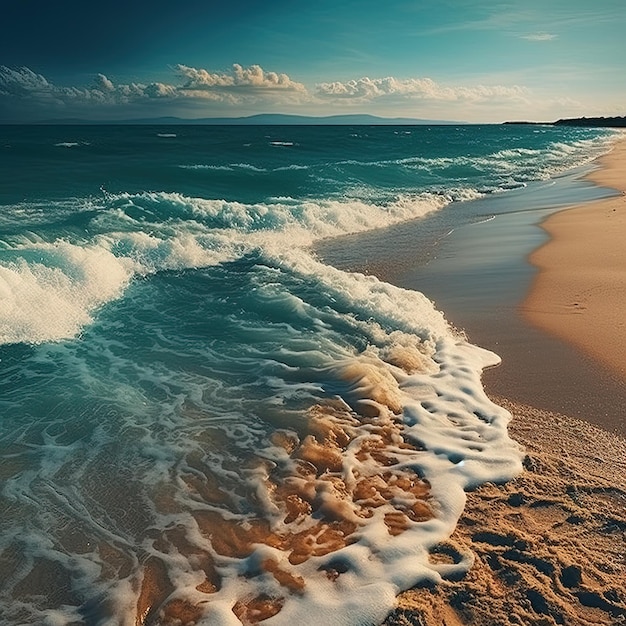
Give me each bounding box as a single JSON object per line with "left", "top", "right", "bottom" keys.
{"left": 506, "top": 116, "right": 626, "bottom": 127}
{"left": 554, "top": 116, "right": 626, "bottom": 127}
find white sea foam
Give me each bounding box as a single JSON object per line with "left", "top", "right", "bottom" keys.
{"left": 177, "top": 131, "right": 619, "bottom": 198}
{"left": 104, "top": 189, "right": 448, "bottom": 238}
{"left": 53, "top": 141, "right": 91, "bottom": 148}
{"left": 275, "top": 164, "right": 310, "bottom": 171}
{"left": 0, "top": 189, "right": 448, "bottom": 346}
{"left": 180, "top": 164, "right": 235, "bottom": 171}
{"left": 232, "top": 162, "right": 268, "bottom": 171}
{"left": 0, "top": 246, "right": 523, "bottom": 625}
{"left": 131, "top": 257, "right": 523, "bottom": 623}
{"left": 0, "top": 242, "right": 134, "bottom": 345}
{"left": 179, "top": 163, "right": 267, "bottom": 172}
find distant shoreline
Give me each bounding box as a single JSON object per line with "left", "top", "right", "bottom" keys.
{"left": 505, "top": 115, "right": 626, "bottom": 127}
{"left": 2, "top": 113, "right": 624, "bottom": 126}
{"left": 1, "top": 113, "right": 467, "bottom": 126}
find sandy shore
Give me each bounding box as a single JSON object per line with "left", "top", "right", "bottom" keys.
{"left": 312, "top": 135, "right": 626, "bottom": 625}
{"left": 523, "top": 135, "right": 626, "bottom": 381}
{"left": 385, "top": 398, "right": 626, "bottom": 626}
{"left": 382, "top": 137, "right": 626, "bottom": 625}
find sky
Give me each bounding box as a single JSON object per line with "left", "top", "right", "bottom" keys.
{"left": 0, "top": 0, "right": 624, "bottom": 123}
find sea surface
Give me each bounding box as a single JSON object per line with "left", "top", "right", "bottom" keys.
{"left": 0, "top": 124, "right": 619, "bottom": 625}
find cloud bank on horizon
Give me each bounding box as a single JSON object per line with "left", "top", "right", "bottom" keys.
{"left": 0, "top": 64, "right": 535, "bottom": 122}
{"left": 0, "top": 0, "right": 623, "bottom": 123}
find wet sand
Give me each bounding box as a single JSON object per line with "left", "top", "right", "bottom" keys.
{"left": 385, "top": 397, "right": 626, "bottom": 626}
{"left": 384, "top": 140, "right": 626, "bottom": 625}
{"left": 316, "top": 162, "right": 626, "bottom": 436}
{"left": 319, "top": 136, "right": 626, "bottom": 625}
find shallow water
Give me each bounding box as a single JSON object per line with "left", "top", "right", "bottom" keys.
{"left": 320, "top": 165, "right": 626, "bottom": 435}
{"left": 0, "top": 124, "right": 619, "bottom": 624}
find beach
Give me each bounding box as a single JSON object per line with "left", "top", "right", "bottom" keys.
{"left": 524, "top": 136, "right": 626, "bottom": 382}
{"left": 382, "top": 140, "right": 626, "bottom": 625}
{"left": 1, "top": 124, "right": 623, "bottom": 625}
{"left": 386, "top": 397, "right": 626, "bottom": 626}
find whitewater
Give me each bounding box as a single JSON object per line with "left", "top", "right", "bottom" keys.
{"left": 0, "top": 123, "right": 618, "bottom": 625}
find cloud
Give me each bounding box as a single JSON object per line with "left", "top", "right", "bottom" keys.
{"left": 0, "top": 64, "right": 533, "bottom": 122}
{"left": 0, "top": 66, "right": 51, "bottom": 96}
{"left": 521, "top": 33, "right": 558, "bottom": 41}
{"left": 94, "top": 73, "right": 115, "bottom": 92}
{"left": 177, "top": 64, "right": 307, "bottom": 94}
{"left": 0, "top": 64, "right": 309, "bottom": 119}
{"left": 316, "top": 76, "right": 528, "bottom": 104}
{"left": 0, "top": 65, "right": 177, "bottom": 105}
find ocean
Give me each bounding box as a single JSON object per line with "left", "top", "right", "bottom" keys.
{"left": 0, "top": 124, "right": 619, "bottom": 625}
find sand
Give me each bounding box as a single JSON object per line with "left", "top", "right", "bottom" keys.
{"left": 383, "top": 138, "right": 626, "bottom": 625}
{"left": 523, "top": 135, "right": 626, "bottom": 381}
{"left": 385, "top": 398, "right": 626, "bottom": 626}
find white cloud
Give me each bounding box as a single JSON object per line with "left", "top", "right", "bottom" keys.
{"left": 94, "top": 73, "right": 115, "bottom": 92}
{"left": 0, "top": 66, "right": 51, "bottom": 96}
{"left": 0, "top": 65, "right": 539, "bottom": 122}
{"left": 316, "top": 75, "right": 528, "bottom": 104}
{"left": 177, "top": 63, "right": 307, "bottom": 95}
{"left": 0, "top": 65, "right": 174, "bottom": 106}
{"left": 0, "top": 64, "right": 310, "bottom": 119}
{"left": 521, "top": 33, "right": 558, "bottom": 41}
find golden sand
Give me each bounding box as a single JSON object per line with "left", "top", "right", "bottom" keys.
{"left": 386, "top": 398, "right": 626, "bottom": 626}
{"left": 523, "top": 135, "right": 626, "bottom": 380}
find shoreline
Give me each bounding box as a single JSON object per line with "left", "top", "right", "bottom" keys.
{"left": 385, "top": 138, "right": 626, "bottom": 625}
{"left": 316, "top": 134, "right": 626, "bottom": 624}
{"left": 386, "top": 397, "right": 626, "bottom": 626}
{"left": 316, "top": 148, "right": 626, "bottom": 436}
{"left": 523, "top": 135, "right": 626, "bottom": 384}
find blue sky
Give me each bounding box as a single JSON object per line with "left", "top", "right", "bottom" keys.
{"left": 1, "top": 0, "right": 624, "bottom": 122}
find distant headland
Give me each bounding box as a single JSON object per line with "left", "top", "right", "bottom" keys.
{"left": 9, "top": 113, "right": 626, "bottom": 126}
{"left": 505, "top": 116, "right": 626, "bottom": 127}
{"left": 24, "top": 113, "right": 466, "bottom": 126}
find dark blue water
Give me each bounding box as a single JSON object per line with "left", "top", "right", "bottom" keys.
{"left": 0, "top": 124, "right": 618, "bottom": 625}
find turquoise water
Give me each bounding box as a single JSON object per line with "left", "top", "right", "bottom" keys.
{"left": 0, "top": 124, "right": 618, "bottom": 625}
